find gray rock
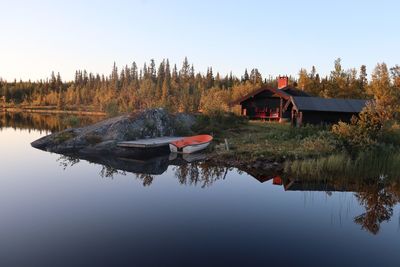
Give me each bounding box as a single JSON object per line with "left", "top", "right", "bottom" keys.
{"left": 31, "top": 108, "right": 195, "bottom": 155}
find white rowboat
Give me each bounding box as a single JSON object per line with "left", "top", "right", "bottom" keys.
{"left": 169, "top": 135, "right": 213, "bottom": 154}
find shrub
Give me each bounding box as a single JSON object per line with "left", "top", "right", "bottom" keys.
{"left": 192, "top": 112, "right": 247, "bottom": 137}
{"left": 380, "top": 122, "right": 400, "bottom": 146}
{"left": 200, "top": 87, "right": 230, "bottom": 116}
{"left": 104, "top": 100, "right": 120, "bottom": 117}
{"left": 172, "top": 118, "right": 193, "bottom": 136}
{"left": 300, "top": 131, "right": 341, "bottom": 155}
{"left": 332, "top": 102, "right": 385, "bottom": 150}
{"left": 63, "top": 115, "right": 80, "bottom": 127}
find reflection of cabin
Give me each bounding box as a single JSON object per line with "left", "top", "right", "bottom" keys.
{"left": 247, "top": 172, "right": 358, "bottom": 192}
{"left": 235, "top": 76, "right": 310, "bottom": 121}
{"left": 283, "top": 179, "right": 358, "bottom": 192}
{"left": 235, "top": 76, "right": 369, "bottom": 126}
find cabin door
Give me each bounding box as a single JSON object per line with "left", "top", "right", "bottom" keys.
{"left": 296, "top": 112, "right": 303, "bottom": 127}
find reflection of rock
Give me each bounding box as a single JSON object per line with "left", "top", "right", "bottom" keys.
{"left": 58, "top": 152, "right": 209, "bottom": 176}
{"left": 59, "top": 153, "right": 172, "bottom": 175}
{"left": 31, "top": 108, "right": 194, "bottom": 155}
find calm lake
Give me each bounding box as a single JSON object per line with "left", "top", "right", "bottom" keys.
{"left": 1, "top": 112, "right": 400, "bottom": 267}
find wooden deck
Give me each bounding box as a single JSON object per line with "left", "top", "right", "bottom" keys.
{"left": 117, "top": 136, "right": 183, "bottom": 148}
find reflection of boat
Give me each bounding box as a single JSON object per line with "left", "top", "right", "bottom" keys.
{"left": 182, "top": 152, "right": 207, "bottom": 162}
{"left": 169, "top": 135, "right": 213, "bottom": 154}
{"left": 169, "top": 152, "right": 207, "bottom": 163}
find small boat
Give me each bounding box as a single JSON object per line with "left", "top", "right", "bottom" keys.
{"left": 169, "top": 135, "right": 213, "bottom": 154}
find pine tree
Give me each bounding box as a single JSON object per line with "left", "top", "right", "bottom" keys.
{"left": 390, "top": 65, "right": 400, "bottom": 88}
{"left": 329, "top": 58, "right": 346, "bottom": 97}
{"left": 161, "top": 60, "right": 171, "bottom": 108}
{"left": 298, "top": 68, "right": 310, "bottom": 91}
{"left": 242, "top": 69, "right": 249, "bottom": 82}
{"left": 180, "top": 57, "right": 190, "bottom": 79}
{"left": 56, "top": 72, "right": 64, "bottom": 109}
{"left": 142, "top": 63, "right": 148, "bottom": 80}
{"left": 179, "top": 57, "right": 192, "bottom": 112}
{"left": 111, "top": 62, "right": 119, "bottom": 91}
{"left": 156, "top": 60, "right": 166, "bottom": 99}
{"left": 131, "top": 62, "right": 138, "bottom": 81}
{"left": 369, "top": 63, "right": 391, "bottom": 100}
{"left": 149, "top": 59, "right": 157, "bottom": 82}
{"left": 50, "top": 71, "right": 56, "bottom": 90}
{"left": 369, "top": 63, "right": 397, "bottom": 120}
{"left": 359, "top": 65, "right": 367, "bottom": 88}
{"left": 206, "top": 67, "right": 214, "bottom": 89}
{"left": 249, "top": 68, "right": 262, "bottom": 84}
{"left": 215, "top": 72, "right": 221, "bottom": 88}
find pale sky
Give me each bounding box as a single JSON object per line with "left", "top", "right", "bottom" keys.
{"left": 1, "top": 0, "right": 399, "bottom": 81}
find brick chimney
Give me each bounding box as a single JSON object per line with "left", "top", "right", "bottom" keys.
{"left": 277, "top": 76, "right": 288, "bottom": 89}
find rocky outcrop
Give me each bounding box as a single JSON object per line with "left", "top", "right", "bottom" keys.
{"left": 31, "top": 108, "right": 195, "bottom": 156}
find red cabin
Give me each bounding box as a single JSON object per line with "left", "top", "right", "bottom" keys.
{"left": 235, "top": 76, "right": 310, "bottom": 121}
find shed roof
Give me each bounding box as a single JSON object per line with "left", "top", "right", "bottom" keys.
{"left": 289, "top": 96, "right": 369, "bottom": 113}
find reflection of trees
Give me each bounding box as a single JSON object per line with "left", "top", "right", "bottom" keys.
{"left": 135, "top": 173, "right": 154, "bottom": 186}
{"left": 58, "top": 155, "right": 127, "bottom": 178}
{"left": 56, "top": 154, "right": 228, "bottom": 188}
{"left": 100, "top": 165, "right": 126, "bottom": 179}
{"left": 0, "top": 112, "right": 101, "bottom": 132}
{"left": 354, "top": 178, "right": 399, "bottom": 235}
{"left": 174, "top": 162, "right": 228, "bottom": 188}
{"left": 57, "top": 155, "right": 80, "bottom": 170}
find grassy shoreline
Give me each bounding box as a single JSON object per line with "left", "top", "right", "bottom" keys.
{"left": 194, "top": 113, "right": 400, "bottom": 172}
{"left": 195, "top": 116, "right": 339, "bottom": 164}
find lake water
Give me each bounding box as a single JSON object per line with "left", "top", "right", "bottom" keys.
{"left": 1, "top": 112, "right": 400, "bottom": 267}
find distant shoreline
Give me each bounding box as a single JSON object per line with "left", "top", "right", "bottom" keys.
{"left": 1, "top": 106, "right": 106, "bottom": 116}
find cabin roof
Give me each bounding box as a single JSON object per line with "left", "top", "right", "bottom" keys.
{"left": 288, "top": 96, "right": 369, "bottom": 113}
{"left": 234, "top": 86, "right": 310, "bottom": 105}
{"left": 279, "top": 86, "right": 311, "bottom": 97}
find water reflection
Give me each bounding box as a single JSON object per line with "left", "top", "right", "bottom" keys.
{"left": 286, "top": 176, "right": 399, "bottom": 235}
{"left": 284, "top": 151, "right": 400, "bottom": 234}
{"left": 54, "top": 149, "right": 400, "bottom": 235}
{"left": 0, "top": 111, "right": 103, "bottom": 132}
{"left": 3, "top": 111, "right": 400, "bottom": 236}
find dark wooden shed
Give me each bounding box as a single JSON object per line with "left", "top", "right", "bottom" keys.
{"left": 284, "top": 96, "right": 368, "bottom": 126}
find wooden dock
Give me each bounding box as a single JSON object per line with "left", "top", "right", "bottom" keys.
{"left": 117, "top": 136, "right": 183, "bottom": 148}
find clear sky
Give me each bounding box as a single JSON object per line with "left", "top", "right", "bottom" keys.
{"left": 1, "top": 0, "right": 399, "bottom": 81}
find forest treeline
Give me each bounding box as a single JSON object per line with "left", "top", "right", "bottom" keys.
{"left": 1, "top": 57, "right": 399, "bottom": 115}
